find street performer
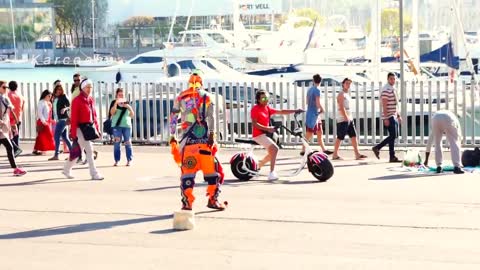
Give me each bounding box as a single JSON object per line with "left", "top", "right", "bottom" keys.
{"left": 169, "top": 72, "right": 226, "bottom": 211}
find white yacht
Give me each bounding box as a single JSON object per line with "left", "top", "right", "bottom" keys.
{"left": 0, "top": 56, "right": 35, "bottom": 69}
{"left": 76, "top": 53, "right": 122, "bottom": 67}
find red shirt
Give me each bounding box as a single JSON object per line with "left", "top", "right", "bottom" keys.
{"left": 8, "top": 91, "right": 24, "bottom": 125}
{"left": 70, "top": 91, "right": 99, "bottom": 139}
{"left": 251, "top": 104, "right": 277, "bottom": 137}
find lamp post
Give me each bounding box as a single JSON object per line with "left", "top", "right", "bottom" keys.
{"left": 398, "top": 0, "right": 407, "bottom": 144}
{"left": 92, "top": 0, "right": 95, "bottom": 53}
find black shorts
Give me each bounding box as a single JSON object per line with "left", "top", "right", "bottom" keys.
{"left": 336, "top": 121, "right": 357, "bottom": 140}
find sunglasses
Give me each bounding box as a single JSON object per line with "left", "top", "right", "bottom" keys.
{"left": 73, "top": 79, "right": 80, "bottom": 82}
{"left": 260, "top": 96, "right": 269, "bottom": 101}
{"left": 1, "top": 86, "right": 8, "bottom": 89}
{"left": 188, "top": 82, "right": 202, "bottom": 89}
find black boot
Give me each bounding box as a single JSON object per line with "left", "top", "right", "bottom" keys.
{"left": 453, "top": 167, "right": 465, "bottom": 174}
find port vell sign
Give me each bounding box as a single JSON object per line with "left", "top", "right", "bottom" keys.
{"left": 238, "top": 1, "right": 282, "bottom": 15}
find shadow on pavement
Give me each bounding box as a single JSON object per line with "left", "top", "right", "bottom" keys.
{"left": 134, "top": 178, "right": 274, "bottom": 192}
{"left": 0, "top": 165, "right": 115, "bottom": 175}
{"left": 149, "top": 228, "right": 181, "bottom": 235}
{"left": 333, "top": 162, "right": 381, "bottom": 168}
{"left": 0, "top": 214, "right": 173, "bottom": 239}
{"left": 369, "top": 173, "right": 445, "bottom": 181}
{"left": 0, "top": 178, "right": 91, "bottom": 187}
{"left": 279, "top": 180, "right": 325, "bottom": 185}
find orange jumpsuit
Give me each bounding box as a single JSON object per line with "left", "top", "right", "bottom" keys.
{"left": 170, "top": 80, "right": 224, "bottom": 211}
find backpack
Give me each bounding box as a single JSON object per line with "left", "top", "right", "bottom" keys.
{"left": 461, "top": 147, "right": 480, "bottom": 167}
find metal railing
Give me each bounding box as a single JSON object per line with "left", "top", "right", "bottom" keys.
{"left": 15, "top": 80, "right": 480, "bottom": 147}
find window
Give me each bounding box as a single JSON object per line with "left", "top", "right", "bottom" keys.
{"left": 210, "top": 86, "right": 253, "bottom": 103}
{"left": 185, "top": 34, "right": 205, "bottom": 46}
{"left": 176, "top": 60, "right": 197, "bottom": 70}
{"left": 207, "top": 33, "right": 227, "bottom": 44}
{"left": 209, "top": 87, "right": 285, "bottom": 104}
{"left": 200, "top": 60, "right": 217, "bottom": 71}
{"left": 130, "top": 56, "right": 163, "bottom": 64}
{"left": 294, "top": 80, "right": 311, "bottom": 87}
{"left": 320, "top": 78, "right": 340, "bottom": 86}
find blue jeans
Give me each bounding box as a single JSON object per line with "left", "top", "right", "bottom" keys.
{"left": 375, "top": 116, "right": 399, "bottom": 158}
{"left": 113, "top": 126, "right": 133, "bottom": 162}
{"left": 54, "top": 119, "right": 72, "bottom": 156}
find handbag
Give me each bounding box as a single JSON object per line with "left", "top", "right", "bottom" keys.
{"left": 79, "top": 101, "right": 100, "bottom": 141}
{"left": 79, "top": 123, "right": 99, "bottom": 141}
{"left": 103, "top": 119, "right": 112, "bottom": 135}
{"left": 69, "top": 139, "right": 81, "bottom": 161}
{"left": 36, "top": 122, "right": 45, "bottom": 133}
{"left": 103, "top": 106, "right": 128, "bottom": 135}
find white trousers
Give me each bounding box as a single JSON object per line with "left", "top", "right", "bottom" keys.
{"left": 432, "top": 117, "right": 461, "bottom": 167}
{"left": 64, "top": 128, "right": 99, "bottom": 177}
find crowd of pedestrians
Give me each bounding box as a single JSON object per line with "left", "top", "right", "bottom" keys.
{"left": 1, "top": 71, "right": 470, "bottom": 179}
{"left": 0, "top": 72, "right": 135, "bottom": 178}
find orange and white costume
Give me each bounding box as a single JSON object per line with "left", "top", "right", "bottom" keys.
{"left": 170, "top": 74, "right": 225, "bottom": 211}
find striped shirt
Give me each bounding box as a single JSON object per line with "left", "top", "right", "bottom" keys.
{"left": 381, "top": 84, "right": 398, "bottom": 119}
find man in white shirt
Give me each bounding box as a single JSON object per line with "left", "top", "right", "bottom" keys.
{"left": 424, "top": 110, "right": 464, "bottom": 174}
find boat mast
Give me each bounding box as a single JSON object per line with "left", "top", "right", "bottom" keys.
{"left": 167, "top": 0, "right": 180, "bottom": 43}
{"left": 232, "top": 0, "right": 240, "bottom": 48}
{"left": 92, "top": 0, "right": 96, "bottom": 54}
{"left": 9, "top": 0, "right": 17, "bottom": 60}
{"left": 181, "top": 0, "right": 195, "bottom": 43}
{"left": 451, "top": 0, "right": 477, "bottom": 81}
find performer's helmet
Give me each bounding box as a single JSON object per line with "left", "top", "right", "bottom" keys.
{"left": 188, "top": 73, "right": 203, "bottom": 89}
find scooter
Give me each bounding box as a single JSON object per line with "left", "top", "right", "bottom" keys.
{"left": 230, "top": 111, "right": 334, "bottom": 182}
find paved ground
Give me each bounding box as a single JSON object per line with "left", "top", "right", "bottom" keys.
{"left": 1, "top": 143, "right": 479, "bottom": 270}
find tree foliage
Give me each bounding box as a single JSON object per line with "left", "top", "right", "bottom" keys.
{"left": 122, "top": 16, "right": 156, "bottom": 27}
{"left": 365, "top": 8, "right": 412, "bottom": 37}
{"left": 291, "top": 8, "right": 325, "bottom": 28}
{"left": 0, "top": 8, "right": 52, "bottom": 46}
{"left": 49, "top": 0, "right": 108, "bottom": 48}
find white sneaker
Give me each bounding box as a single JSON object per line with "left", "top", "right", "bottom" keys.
{"left": 268, "top": 171, "right": 279, "bottom": 181}
{"left": 91, "top": 174, "right": 104, "bottom": 180}
{"left": 62, "top": 170, "right": 74, "bottom": 179}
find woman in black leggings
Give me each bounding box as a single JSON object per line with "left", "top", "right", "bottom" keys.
{"left": 0, "top": 80, "right": 26, "bottom": 176}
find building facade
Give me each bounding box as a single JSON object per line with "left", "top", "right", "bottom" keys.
{"left": 0, "top": 0, "right": 53, "bottom": 50}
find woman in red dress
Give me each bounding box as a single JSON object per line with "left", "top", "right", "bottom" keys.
{"left": 33, "top": 90, "right": 55, "bottom": 155}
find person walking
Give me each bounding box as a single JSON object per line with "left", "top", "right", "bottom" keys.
{"left": 63, "top": 79, "right": 103, "bottom": 180}
{"left": 372, "top": 72, "right": 402, "bottom": 163}
{"left": 0, "top": 80, "right": 26, "bottom": 176}
{"left": 70, "top": 73, "right": 81, "bottom": 100}
{"left": 7, "top": 81, "right": 24, "bottom": 157}
{"left": 251, "top": 89, "right": 302, "bottom": 180}
{"left": 424, "top": 110, "right": 464, "bottom": 174}
{"left": 53, "top": 80, "right": 69, "bottom": 154}
{"left": 332, "top": 78, "right": 367, "bottom": 160}
{"left": 110, "top": 88, "right": 134, "bottom": 166}
{"left": 301, "top": 74, "right": 332, "bottom": 156}
{"left": 32, "top": 90, "right": 55, "bottom": 155}
{"left": 48, "top": 84, "right": 72, "bottom": 160}
{"left": 70, "top": 74, "right": 98, "bottom": 163}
